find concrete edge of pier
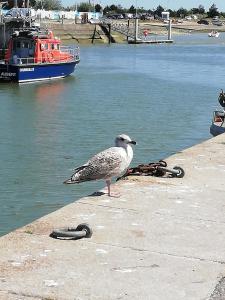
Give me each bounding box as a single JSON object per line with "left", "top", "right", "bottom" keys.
{"left": 1, "top": 133, "right": 225, "bottom": 299}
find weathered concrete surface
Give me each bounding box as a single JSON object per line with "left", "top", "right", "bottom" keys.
{"left": 46, "top": 23, "right": 111, "bottom": 44}
{"left": 1, "top": 134, "right": 225, "bottom": 299}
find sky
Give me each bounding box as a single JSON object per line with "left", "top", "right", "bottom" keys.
{"left": 62, "top": 0, "right": 225, "bottom": 11}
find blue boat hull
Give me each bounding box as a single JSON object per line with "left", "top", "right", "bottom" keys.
{"left": 210, "top": 123, "right": 225, "bottom": 136}
{"left": 0, "top": 61, "right": 78, "bottom": 83}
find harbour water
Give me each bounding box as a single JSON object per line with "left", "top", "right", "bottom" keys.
{"left": 0, "top": 33, "right": 225, "bottom": 236}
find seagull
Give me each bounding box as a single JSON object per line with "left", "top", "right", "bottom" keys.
{"left": 63, "top": 134, "right": 136, "bottom": 197}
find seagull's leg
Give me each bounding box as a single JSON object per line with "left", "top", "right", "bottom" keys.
{"left": 105, "top": 179, "right": 110, "bottom": 196}
{"left": 106, "top": 179, "right": 120, "bottom": 198}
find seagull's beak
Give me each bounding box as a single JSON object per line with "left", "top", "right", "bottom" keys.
{"left": 129, "top": 140, "right": 136, "bottom": 145}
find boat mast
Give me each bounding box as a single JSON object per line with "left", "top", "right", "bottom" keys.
{"left": 27, "top": 0, "right": 31, "bottom": 27}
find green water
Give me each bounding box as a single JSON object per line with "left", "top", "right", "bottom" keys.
{"left": 0, "top": 33, "right": 224, "bottom": 236}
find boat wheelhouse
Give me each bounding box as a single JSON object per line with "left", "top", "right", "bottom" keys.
{"left": 210, "top": 110, "right": 225, "bottom": 136}
{"left": 210, "top": 90, "right": 225, "bottom": 136}
{"left": 0, "top": 27, "right": 80, "bottom": 83}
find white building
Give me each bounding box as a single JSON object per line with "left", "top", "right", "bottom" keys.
{"left": 161, "top": 11, "right": 170, "bottom": 20}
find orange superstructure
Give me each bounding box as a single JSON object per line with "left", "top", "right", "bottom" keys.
{"left": 5, "top": 29, "right": 74, "bottom": 64}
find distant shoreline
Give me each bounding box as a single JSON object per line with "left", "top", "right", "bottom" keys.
{"left": 42, "top": 19, "right": 225, "bottom": 44}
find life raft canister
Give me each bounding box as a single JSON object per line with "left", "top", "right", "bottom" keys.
{"left": 47, "top": 52, "right": 54, "bottom": 62}
{"left": 42, "top": 51, "right": 47, "bottom": 62}
{"left": 143, "top": 30, "right": 148, "bottom": 37}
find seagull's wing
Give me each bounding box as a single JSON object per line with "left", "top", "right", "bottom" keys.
{"left": 85, "top": 148, "right": 125, "bottom": 180}
{"left": 64, "top": 147, "right": 125, "bottom": 184}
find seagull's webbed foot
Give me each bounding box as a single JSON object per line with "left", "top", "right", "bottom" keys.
{"left": 108, "top": 191, "right": 121, "bottom": 198}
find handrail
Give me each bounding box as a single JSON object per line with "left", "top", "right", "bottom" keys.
{"left": 1, "top": 47, "right": 80, "bottom": 66}
{"left": 14, "top": 54, "right": 79, "bottom": 65}
{"left": 101, "top": 18, "right": 137, "bottom": 39}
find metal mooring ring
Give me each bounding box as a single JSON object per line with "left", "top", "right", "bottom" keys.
{"left": 50, "top": 223, "right": 93, "bottom": 240}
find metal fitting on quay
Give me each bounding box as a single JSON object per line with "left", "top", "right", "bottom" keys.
{"left": 117, "top": 160, "right": 185, "bottom": 180}
{"left": 50, "top": 223, "right": 93, "bottom": 240}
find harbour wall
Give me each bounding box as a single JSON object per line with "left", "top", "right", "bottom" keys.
{"left": 46, "top": 23, "right": 113, "bottom": 44}
{"left": 1, "top": 133, "right": 225, "bottom": 299}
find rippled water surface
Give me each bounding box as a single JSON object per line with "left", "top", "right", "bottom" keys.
{"left": 1, "top": 33, "right": 225, "bottom": 236}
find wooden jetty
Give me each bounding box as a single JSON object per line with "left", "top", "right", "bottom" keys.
{"left": 128, "top": 38, "right": 174, "bottom": 44}
{"left": 102, "top": 18, "right": 173, "bottom": 45}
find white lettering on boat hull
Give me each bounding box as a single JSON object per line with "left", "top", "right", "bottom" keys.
{"left": 20, "top": 68, "right": 34, "bottom": 72}
{"left": 0, "top": 72, "right": 16, "bottom": 77}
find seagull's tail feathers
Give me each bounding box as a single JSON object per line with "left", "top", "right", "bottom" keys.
{"left": 63, "top": 173, "right": 84, "bottom": 184}
{"left": 63, "top": 164, "right": 88, "bottom": 184}
{"left": 63, "top": 178, "right": 79, "bottom": 184}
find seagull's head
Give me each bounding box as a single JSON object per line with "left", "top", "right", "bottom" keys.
{"left": 115, "top": 134, "right": 136, "bottom": 148}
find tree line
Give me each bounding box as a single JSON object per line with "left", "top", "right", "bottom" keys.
{"left": 1, "top": 1, "right": 224, "bottom": 18}
{"left": 102, "top": 3, "right": 225, "bottom": 18}
{"left": 1, "top": 0, "right": 62, "bottom": 10}
{"left": 1, "top": 0, "right": 103, "bottom": 12}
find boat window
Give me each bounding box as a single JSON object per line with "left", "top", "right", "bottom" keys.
{"left": 51, "top": 44, "right": 55, "bottom": 50}
{"left": 13, "top": 40, "right": 17, "bottom": 50}
{"left": 23, "top": 42, "right": 29, "bottom": 48}
{"left": 40, "top": 43, "right": 48, "bottom": 51}
{"left": 57, "top": 44, "right": 60, "bottom": 50}
{"left": 21, "top": 42, "right": 29, "bottom": 48}
{"left": 29, "top": 42, "right": 35, "bottom": 56}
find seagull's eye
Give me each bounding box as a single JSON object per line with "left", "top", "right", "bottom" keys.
{"left": 120, "top": 137, "right": 125, "bottom": 141}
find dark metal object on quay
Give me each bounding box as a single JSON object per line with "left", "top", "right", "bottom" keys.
{"left": 157, "top": 165, "right": 185, "bottom": 178}
{"left": 117, "top": 160, "right": 185, "bottom": 180}
{"left": 50, "top": 223, "right": 93, "bottom": 240}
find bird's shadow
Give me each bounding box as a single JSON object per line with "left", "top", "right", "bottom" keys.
{"left": 89, "top": 191, "right": 106, "bottom": 197}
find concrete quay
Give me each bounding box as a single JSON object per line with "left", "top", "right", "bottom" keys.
{"left": 1, "top": 134, "right": 225, "bottom": 299}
